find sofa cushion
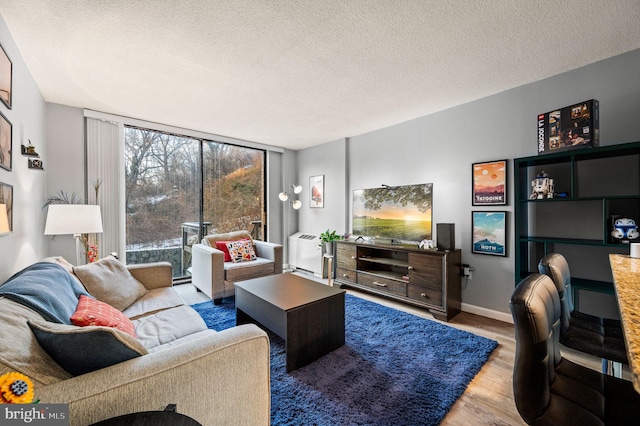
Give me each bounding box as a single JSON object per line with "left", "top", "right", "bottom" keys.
{"left": 71, "top": 295, "right": 137, "bottom": 337}
{"left": 28, "top": 320, "right": 147, "bottom": 377}
{"left": 146, "top": 329, "right": 218, "bottom": 353}
{"left": 227, "top": 239, "right": 257, "bottom": 263}
{"left": 224, "top": 257, "right": 275, "bottom": 282}
{"left": 122, "top": 287, "right": 184, "bottom": 320}
{"left": 74, "top": 257, "right": 148, "bottom": 311}
{"left": 132, "top": 305, "right": 208, "bottom": 350}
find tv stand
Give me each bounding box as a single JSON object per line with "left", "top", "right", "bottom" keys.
{"left": 335, "top": 240, "right": 462, "bottom": 321}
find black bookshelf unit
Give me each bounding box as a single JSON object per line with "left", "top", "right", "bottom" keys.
{"left": 514, "top": 141, "right": 640, "bottom": 294}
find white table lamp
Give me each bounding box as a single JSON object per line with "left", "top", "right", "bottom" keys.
{"left": 45, "top": 204, "right": 103, "bottom": 265}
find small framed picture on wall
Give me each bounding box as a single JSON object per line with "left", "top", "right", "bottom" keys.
{"left": 310, "top": 175, "right": 324, "bottom": 208}
{"left": 472, "top": 159, "right": 507, "bottom": 205}
{"left": 472, "top": 211, "right": 507, "bottom": 256}
{"left": 0, "top": 43, "right": 11, "bottom": 109}
{"left": 0, "top": 181, "right": 12, "bottom": 234}
{"left": 0, "top": 111, "right": 11, "bottom": 172}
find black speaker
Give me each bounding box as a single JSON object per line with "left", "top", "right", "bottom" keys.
{"left": 436, "top": 223, "right": 455, "bottom": 251}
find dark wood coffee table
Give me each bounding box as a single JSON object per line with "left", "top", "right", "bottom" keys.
{"left": 235, "top": 273, "right": 346, "bottom": 372}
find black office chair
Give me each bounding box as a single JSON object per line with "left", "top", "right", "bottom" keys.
{"left": 510, "top": 273, "right": 640, "bottom": 425}
{"left": 538, "top": 253, "right": 628, "bottom": 368}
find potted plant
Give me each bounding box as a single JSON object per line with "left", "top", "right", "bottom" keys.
{"left": 319, "top": 229, "right": 342, "bottom": 256}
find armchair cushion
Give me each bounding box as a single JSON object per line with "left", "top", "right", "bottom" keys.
{"left": 224, "top": 257, "right": 274, "bottom": 282}
{"left": 28, "top": 320, "right": 147, "bottom": 377}
{"left": 74, "top": 257, "right": 148, "bottom": 311}
{"left": 202, "top": 230, "right": 252, "bottom": 245}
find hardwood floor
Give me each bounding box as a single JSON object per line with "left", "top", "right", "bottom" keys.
{"left": 175, "top": 275, "right": 631, "bottom": 426}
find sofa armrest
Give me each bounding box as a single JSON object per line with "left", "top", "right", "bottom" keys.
{"left": 127, "top": 262, "right": 173, "bottom": 290}
{"left": 37, "top": 325, "right": 270, "bottom": 426}
{"left": 191, "top": 244, "right": 225, "bottom": 299}
{"left": 254, "top": 241, "right": 283, "bottom": 274}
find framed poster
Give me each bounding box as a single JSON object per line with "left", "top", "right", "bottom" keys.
{"left": 472, "top": 159, "right": 507, "bottom": 205}
{"left": 310, "top": 175, "right": 324, "bottom": 208}
{"left": 472, "top": 211, "right": 507, "bottom": 256}
{"left": 0, "top": 111, "right": 11, "bottom": 171}
{"left": 0, "top": 43, "right": 11, "bottom": 109}
{"left": 0, "top": 182, "right": 12, "bottom": 234}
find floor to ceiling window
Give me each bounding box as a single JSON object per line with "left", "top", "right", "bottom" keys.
{"left": 124, "top": 126, "right": 266, "bottom": 279}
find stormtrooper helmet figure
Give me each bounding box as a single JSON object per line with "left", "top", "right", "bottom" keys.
{"left": 611, "top": 218, "right": 640, "bottom": 240}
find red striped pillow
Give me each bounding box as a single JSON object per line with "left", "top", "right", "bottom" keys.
{"left": 71, "top": 295, "right": 137, "bottom": 337}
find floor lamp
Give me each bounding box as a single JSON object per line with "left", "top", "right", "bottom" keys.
{"left": 279, "top": 184, "right": 302, "bottom": 271}
{"left": 44, "top": 204, "right": 104, "bottom": 265}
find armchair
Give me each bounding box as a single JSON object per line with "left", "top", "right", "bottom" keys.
{"left": 191, "top": 230, "right": 283, "bottom": 304}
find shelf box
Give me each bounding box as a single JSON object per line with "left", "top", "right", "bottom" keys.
{"left": 537, "top": 99, "right": 599, "bottom": 154}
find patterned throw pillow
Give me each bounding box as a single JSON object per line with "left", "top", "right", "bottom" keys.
{"left": 226, "top": 240, "right": 257, "bottom": 263}
{"left": 71, "top": 295, "right": 137, "bottom": 337}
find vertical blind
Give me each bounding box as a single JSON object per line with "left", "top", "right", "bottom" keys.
{"left": 85, "top": 117, "right": 125, "bottom": 258}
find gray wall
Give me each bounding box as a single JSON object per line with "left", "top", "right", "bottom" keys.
{"left": 297, "top": 138, "right": 348, "bottom": 235}
{"left": 0, "top": 15, "right": 47, "bottom": 283}
{"left": 296, "top": 48, "right": 640, "bottom": 319}
{"left": 45, "top": 103, "right": 85, "bottom": 263}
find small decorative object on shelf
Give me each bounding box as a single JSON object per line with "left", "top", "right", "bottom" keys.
{"left": 418, "top": 239, "right": 435, "bottom": 249}
{"left": 0, "top": 372, "right": 38, "bottom": 404}
{"left": 611, "top": 218, "right": 639, "bottom": 243}
{"left": 537, "top": 99, "right": 599, "bottom": 154}
{"left": 21, "top": 140, "right": 39, "bottom": 157}
{"left": 28, "top": 158, "right": 43, "bottom": 170}
{"left": 530, "top": 171, "right": 554, "bottom": 199}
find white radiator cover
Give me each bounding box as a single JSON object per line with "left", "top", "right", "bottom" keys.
{"left": 289, "top": 232, "right": 321, "bottom": 274}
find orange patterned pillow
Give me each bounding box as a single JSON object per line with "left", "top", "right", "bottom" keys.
{"left": 71, "top": 295, "right": 137, "bottom": 337}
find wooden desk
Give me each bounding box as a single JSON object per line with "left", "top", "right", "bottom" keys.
{"left": 609, "top": 254, "right": 640, "bottom": 392}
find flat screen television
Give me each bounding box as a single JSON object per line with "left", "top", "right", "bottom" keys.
{"left": 352, "top": 183, "right": 433, "bottom": 243}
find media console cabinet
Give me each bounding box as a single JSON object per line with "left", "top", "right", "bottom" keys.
{"left": 334, "top": 240, "right": 462, "bottom": 321}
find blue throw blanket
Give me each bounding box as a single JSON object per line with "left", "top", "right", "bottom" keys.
{"left": 0, "top": 262, "right": 90, "bottom": 324}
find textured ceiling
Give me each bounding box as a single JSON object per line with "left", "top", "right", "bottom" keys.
{"left": 1, "top": 0, "right": 639, "bottom": 150}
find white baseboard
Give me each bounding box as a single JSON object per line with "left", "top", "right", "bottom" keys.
{"left": 461, "top": 302, "right": 513, "bottom": 324}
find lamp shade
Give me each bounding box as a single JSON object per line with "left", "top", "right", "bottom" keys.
{"left": 278, "top": 192, "right": 289, "bottom": 201}
{"left": 292, "top": 184, "right": 302, "bottom": 194}
{"left": 0, "top": 204, "right": 9, "bottom": 234}
{"left": 45, "top": 204, "right": 103, "bottom": 236}
{"left": 292, "top": 200, "right": 302, "bottom": 209}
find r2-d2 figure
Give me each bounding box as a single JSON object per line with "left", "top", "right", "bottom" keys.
{"left": 611, "top": 218, "right": 639, "bottom": 242}
{"left": 530, "top": 171, "right": 554, "bottom": 200}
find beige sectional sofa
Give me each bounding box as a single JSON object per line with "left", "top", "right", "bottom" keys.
{"left": 0, "top": 257, "right": 270, "bottom": 426}
{"left": 191, "top": 231, "right": 283, "bottom": 304}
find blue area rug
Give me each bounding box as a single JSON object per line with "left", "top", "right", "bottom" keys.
{"left": 192, "top": 294, "right": 498, "bottom": 426}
